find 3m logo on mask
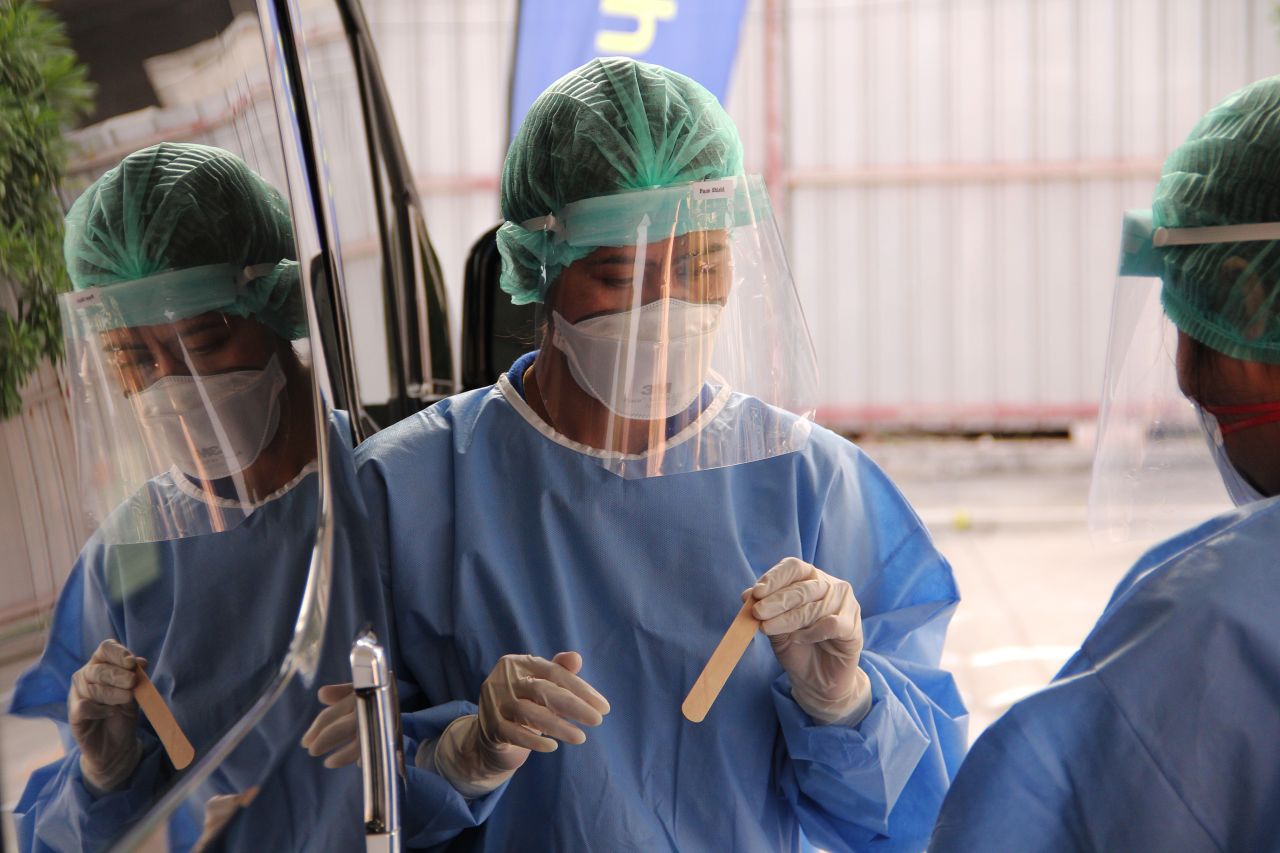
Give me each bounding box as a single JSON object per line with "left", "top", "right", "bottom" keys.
{"left": 641, "top": 382, "right": 672, "bottom": 397}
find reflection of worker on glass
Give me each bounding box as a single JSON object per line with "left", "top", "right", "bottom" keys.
{"left": 309, "top": 58, "right": 967, "bottom": 851}
{"left": 931, "top": 76, "right": 1280, "bottom": 850}
{"left": 9, "top": 142, "right": 378, "bottom": 851}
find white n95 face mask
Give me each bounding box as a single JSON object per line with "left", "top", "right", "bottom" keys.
{"left": 1195, "top": 404, "right": 1265, "bottom": 506}
{"left": 552, "top": 298, "right": 724, "bottom": 421}
{"left": 133, "top": 354, "right": 287, "bottom": 481}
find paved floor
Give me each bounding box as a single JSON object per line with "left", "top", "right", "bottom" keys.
{"left": 0, "top": 436, "right": 1232, "bottom": 842}
{"left": 1, "top": 636, "right": 65, "bottom": 850}
{"left": 867, "top": 435, "right": 1226, "bottom": 735}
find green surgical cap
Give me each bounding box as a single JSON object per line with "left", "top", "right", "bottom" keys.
{"left": 1155, "top": 75, "right": 1280, "bottom": 364}
{"left": 497, "top": 57, "right": 745, "bottom": 305}
{"left": 64, "top": 142, "right": 306, "bottom": 340}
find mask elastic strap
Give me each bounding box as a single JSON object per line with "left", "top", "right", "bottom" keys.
{"left": 1202, "top": 401, "right": 1280, "bottom": 435}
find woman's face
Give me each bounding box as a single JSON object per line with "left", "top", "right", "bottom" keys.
{"left": 550, "top": 229, "right": 732, "bottom": 322}
{"left": 101, "top": 313, "right": 280, "bottom": 395}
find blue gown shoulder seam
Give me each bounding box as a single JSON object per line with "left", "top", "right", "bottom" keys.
{"left": 1078, "top": 647, "right": 1223, "bottom": 847}
{"left": 1113, "top": 500, "right": 1280, "bottom": 613}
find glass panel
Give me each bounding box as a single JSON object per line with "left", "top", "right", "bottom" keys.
{"left": 293, "top": 0, "right": 456, "bottom": 428}
{"left": 292, "top": 0, "right": 396, "bottom": 415}
{"left": 1, "top": 2, "right": 384, "bottom": 849}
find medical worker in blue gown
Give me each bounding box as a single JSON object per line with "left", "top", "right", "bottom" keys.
{"left": 307, "top": 57, "right": 967, "bottom": 852}
{"left": 931, "top": 76, "right": 1280, "bottom": 852}
{"left": 8, "top": 143, "right": 480, "bottom": 851}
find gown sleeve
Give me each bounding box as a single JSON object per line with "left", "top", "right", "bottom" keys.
{"left": 356, "top": 428, "right": 511, "bottom": 850}
{"left": 927, "top": 654, "right": 1216, "bottom": 853}
{"left": 930, "top": 508, "right": 1280, "bottom": 853}
{"left": 14, "top": 739, "right": 176, "bottom": 853}
{"left": 8, "top": 555, "right": 189, "bottom": 852}
{"left": 773, "top": 447, "right": 969, "bottom": 853}
{"left": 398, "top": 701, "right": 513, "bottom": 849}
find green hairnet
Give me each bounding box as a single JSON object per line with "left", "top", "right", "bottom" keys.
{"left": 497, "top": 57, "right": 745, "bottom": 305}
{"left": 1154, "top": 75, "right": 1280, "bottom": 364}
{"left": 64, "top": 142, "right": 306, "bottom": 340}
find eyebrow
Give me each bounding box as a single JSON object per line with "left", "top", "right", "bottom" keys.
{"left": 102, "top": 334, "right": 147, "bottom": 351}
{"left": 157, "top": 316, "right": 228, "bottom": 348}
{"left": 681, "top": 244, "right": 728, "bottom": 257}
{"left": 176, "top": 316, "right": 227, "bottom": 335}
{"left": 587, "top": 253, "right": 636, "bottom": 266}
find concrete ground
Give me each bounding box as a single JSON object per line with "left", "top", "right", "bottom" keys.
{"left": 1, "top": 634, "right": 66, "bottom": 851}
{"left": 866, "top": 435, "right": 1226, "bottom": 735}
{"left": 0, "top": 436, "right": 1231, "bottom": 842}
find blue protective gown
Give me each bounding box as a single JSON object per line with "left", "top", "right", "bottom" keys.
{"left": 930, "top": 495, "right": 1280, "bottom": 853}
{"left": 9, "top": 413, "right": 492, "bottom": 851}
{"left": 357, "top": 353, "right": 968, "bottom": 852}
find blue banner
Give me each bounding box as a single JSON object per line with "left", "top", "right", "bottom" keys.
{"left": 509, "top": 0, "right": 749, "bottom": 140}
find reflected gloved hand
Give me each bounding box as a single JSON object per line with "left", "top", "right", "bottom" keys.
{"left": 69, "top": 639, "right": 146, "bottom": 793}
{"left": 746, "top": 557, "right": 872, "bottom": 725}
{"left": 301, "top": 683, "right": 360, "bottom": 768}
{"left": 192, "top": 787, "right": 259, "bottom": 853}
{"left": 431, "top": 652, "right": 611, "bottom": 797}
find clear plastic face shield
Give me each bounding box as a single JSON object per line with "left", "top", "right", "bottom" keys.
{"left": 60, "top": 263, "right": 313, "bottom": 544}
{"left": 522, "top": 175, "right": 819, "bottom": 477}
{"left": 1088, "top": 212, "right": 1280, "bottom": 538}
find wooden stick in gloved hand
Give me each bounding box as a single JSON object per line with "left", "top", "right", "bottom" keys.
{"left": 134, "top": 666, "right": 195, "bottom": 769}
{"left": 682, "top": 601, "right": 760, "bottom": 723}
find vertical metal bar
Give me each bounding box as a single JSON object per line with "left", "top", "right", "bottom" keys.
{"left": 1072, "top": 0, "right": 1085, "bottom": 402}
{"left": 942, "top": 0, "right": 956, "bottom": 408}
{"left": 1116, "top": 0, "right": 1126, "bottom": 160}
{"left": 352, "top": 631, "right": 401, "bottom": 853}
{"left": 453, "top": 0, "right": 468, "bottom": 185}
{"left": 506, "top": 0, "right": 523, "bottom": 145}
{"left": 1030, "top": 0, "right": 1043, "bottom": 400}
{"left": 859, "top": 0, "right": 873, "bottom": 411}
{"left": 1158, "top": 0, "right": 1169, "bottom": 148}
{"left": 1246, "top": 0, "right": 1256, "bottom": 78}
{"left": 985, "top": 0, "right": 998, "bottom": 407}
{"left": 1200, "top": 0, "right": 1210, "bottom": 108}
{"left": 904, "top": 0, "right": 917, "bottom": 405}
{"left": 763, "top": 0, "right": 784, "bottom": 205}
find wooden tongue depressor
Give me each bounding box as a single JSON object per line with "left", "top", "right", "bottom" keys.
{"left": 682, "top": 600, "right": 761, "bottom": 723}
{"left": 133, "top": 667, "right": 195, "bottom": 770}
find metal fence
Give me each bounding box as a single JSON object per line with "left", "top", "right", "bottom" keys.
{"left": 14, "top": 0, "right": 1279, "bottom": 604}
{"left": 367, "top": 0, "right": 1280, "bottom": 431}
{"left": 0, "top": 365, "right": 85, "bottom": 629}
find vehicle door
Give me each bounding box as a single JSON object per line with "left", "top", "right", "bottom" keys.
{"left": 2, "top": 0, "right": 422, "bottom": 848}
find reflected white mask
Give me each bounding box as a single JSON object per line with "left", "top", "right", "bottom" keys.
{"left": 552, "top": 298, "right": 724, "bottom": 420}
{"left": 134, "top": 354, "right": 287, "bottom": 481}
{"left": 1194, "top": 404, "right": 1265, "bottom": 507}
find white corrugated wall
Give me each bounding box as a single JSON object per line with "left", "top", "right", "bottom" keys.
{"left": 365, "top": 0, "right": 1280, "bottom": 431}
{"left": 0, "top": 364, "right": 86, "bottom": 628}
{"left": 7, "top": 0, "right": 1277, "bottom": 610}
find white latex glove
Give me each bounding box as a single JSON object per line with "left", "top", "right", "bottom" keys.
{"left": 301, "top": 683, "right": 360, "bottom": 768}
{"left": 192, "top": 787, "right": 259, "bottom": 852}
{"left": 431, "top": 652, "right": 610, "bottom": 797}
{"left": 70, "top": 639, "right": 146, "bottom": 793}
{"left": 745, "top": 557, "right": 872, "bottom": 725}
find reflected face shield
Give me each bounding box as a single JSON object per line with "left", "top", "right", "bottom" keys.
{"left": 130, "top": 354, "right": 286, "bottom": 481}
{"left": 62, "top": 278, "right": 302, "bottom": 544}
{"left": 518, "top": 175, "right": 820, "bottom": 478}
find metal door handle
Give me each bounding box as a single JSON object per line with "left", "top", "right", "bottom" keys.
{"left": 351, "top": 630, "right": 401, "bottom": 853}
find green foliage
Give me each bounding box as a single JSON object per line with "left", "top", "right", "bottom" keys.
{"left": 0, "top": 0, "right": 92, "bottom": 418}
